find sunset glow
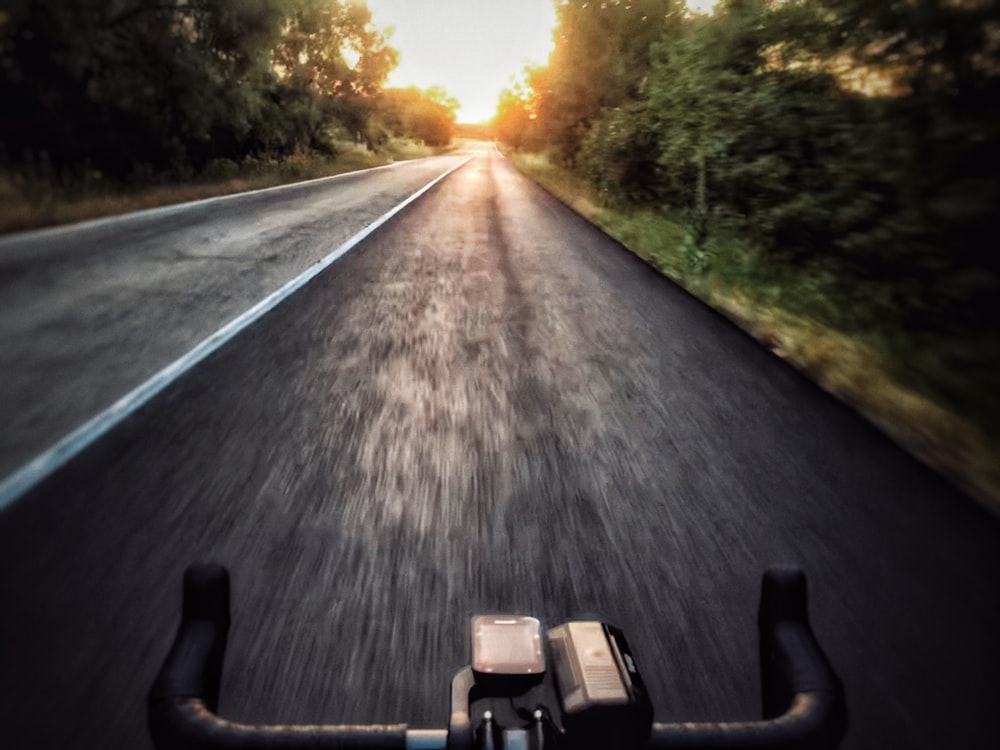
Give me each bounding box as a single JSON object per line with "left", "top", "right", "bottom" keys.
{"left": 364, "top": 0, "right": 557, "bottom": 123}
{"left": 687, "top": 0, "right": 719, "bottom": 14}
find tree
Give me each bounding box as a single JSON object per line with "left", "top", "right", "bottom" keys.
{"left": 532, "top": 0, "right": 685, "bottom": 164}
{"left": 0, "top": 0, "right": 400, "bottom": 177}
{"left": 376, "top": 87, "right": 457, "bottom": 147}
{"left": 272, "top": 0, "right": 397, "bottom": 98}
{"left": 493, "top": 69, "right": 543, "bottom": 151}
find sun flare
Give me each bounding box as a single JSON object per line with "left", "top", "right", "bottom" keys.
{"left": 363, "top": 0, "right": 556, "bottom": 123}
{"left": 687, "top": 0, "right": 719, "bottom": 14}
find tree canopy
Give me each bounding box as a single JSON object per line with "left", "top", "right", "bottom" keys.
{"left": 375, "top": 86, "right": 458, "bottom": 147}
{"left": 0, "top": 0, "right": 453, "bottom": 180}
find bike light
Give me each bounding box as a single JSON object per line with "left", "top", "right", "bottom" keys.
{"left": 548, "top": 621, "right": 653, "bottom": 747}
{"left": 471, "top": 615, "right": 545, "bottom": 683}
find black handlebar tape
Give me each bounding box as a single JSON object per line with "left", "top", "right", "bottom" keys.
{"left": 150, "top": 563, "right": 231, "bottom": 713}
{"left": 646, "top": 567, "right": 847, "bottom": 750}
{"left": 148, "top": 563, "right": 408, "bottom": 750}
{"left": 758, "top": 566, "right": 844, "bottom": 726}
{"left": 150, "top": 702, "right": 409, "bottom": 750}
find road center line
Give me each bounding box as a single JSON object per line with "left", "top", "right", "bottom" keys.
{"left": 0, "top": 156, "right": 473, "bottom": 512}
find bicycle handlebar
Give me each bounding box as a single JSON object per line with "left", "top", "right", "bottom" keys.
{"left": 148, "top": 565, "right": 846, "bottom": 750}
{"left": 645, "top": 567, "right": 846, "bottom": 749}
{"left": 148, "top": 564, "right": 419, "bottom": 749}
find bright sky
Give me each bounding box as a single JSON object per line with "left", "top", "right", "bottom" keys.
{"left": 363, "top": 1, "right": 719, "bottom": 122}
{"left": 364, "top": 0, "right": 558, "bottom": 123}
{"left": 688, "top": 0, "right": 718, "bottom": 14}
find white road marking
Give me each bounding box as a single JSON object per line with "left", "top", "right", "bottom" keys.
{"left": 0, "top": 158, "right": 413, "bottom": 246}
{"left": 0, "top": 156, "right": 473, "bottom": 511}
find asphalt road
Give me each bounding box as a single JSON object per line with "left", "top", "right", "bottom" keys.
{"left": 0, "top": 148, "right": 998, "bottom": 749}
{"left": 0, "top": 153, "right": 468, "bottom": 477}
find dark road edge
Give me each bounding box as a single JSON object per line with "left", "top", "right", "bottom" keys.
{"left": 508, "top": 157, "right": 1000, "bottom": 521}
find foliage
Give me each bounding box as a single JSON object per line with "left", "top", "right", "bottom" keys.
{"left": 580, "top": 101, "right": 664, "bottom": 206}
{"left": 273, "top": 0, "right": 397, "bottom": 98}
{"left": 534, "top": 0, "right": 686, "bottom": 164}
{"left": 499, "top": 0, "right": 1000, "bottom": 435}
{"left": 0, "top": 0, "right": 399, "bottom": 180}
{"left": 493, "top": 70, "right": 545, "bottom": 152}
{"left": 376, "top": 86, "right": 458, "bottom": 147}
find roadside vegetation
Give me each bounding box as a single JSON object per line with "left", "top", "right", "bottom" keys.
{"left": 0, "top": 138, "right": 452, "bottom": 235}
{"left": 496, "top": 0, "right": 1000, "bottom": 513}
{"left": 0, "top": 1, "right": 459, "bottom": 234}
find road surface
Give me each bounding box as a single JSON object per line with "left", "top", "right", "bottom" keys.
{"left": 0, "top": 153, "right": 468, "bottom": 477}
{"left": 0, "top": 146, "right": 997, "bottom": 749}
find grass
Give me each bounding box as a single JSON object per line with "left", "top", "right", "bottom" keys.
{"left": 511, "top": 150, "right": 1000, "bottom": 516}
{"left": 0, "top": 139, "right": 445, "bottom": 236}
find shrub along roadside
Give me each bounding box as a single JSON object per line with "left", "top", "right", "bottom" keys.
{"left": 511, "top": 150, "right": 1000, "bottom": 517}
{"left": 0, "top": 139, "right": 446, "bottom": 236}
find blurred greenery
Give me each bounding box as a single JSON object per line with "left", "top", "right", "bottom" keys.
{"left": 373, "top": 86, "right": 459, "bottom": 148}
{"left": 0, "top": 1, "right": 458, "bottom": 198}
{"left": 495, "top": 0, "right": 1000, "bottom": 444}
